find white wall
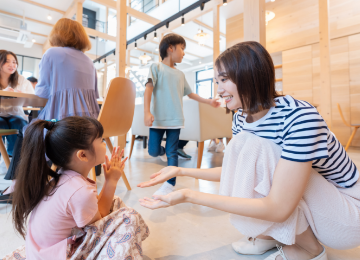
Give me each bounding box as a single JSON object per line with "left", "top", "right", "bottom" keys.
{"left": 184, "top": 70, "right": 196, "bottom": 92}
{"left": 0, "top": 39, "right": 43, "bottom": 58}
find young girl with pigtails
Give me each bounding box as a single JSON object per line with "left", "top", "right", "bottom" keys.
{"left": 4, "top": 116, "right": 149, "bottom": 260}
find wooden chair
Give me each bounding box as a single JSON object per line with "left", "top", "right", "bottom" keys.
{"left": 337, "top": 103, "right": 360, "bottom": 151}
{"left": 0, "top": 129, "right": 18, "bottom": 169}
{"left": 89, "top": 77, "right": 136, "bottom": 190}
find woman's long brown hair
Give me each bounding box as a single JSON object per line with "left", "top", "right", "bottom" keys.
{"left": 0, "top": 50, "right": 19, "bottom": 90}
{"left": 12, "top": 116, "right": 104, "bottom": 238}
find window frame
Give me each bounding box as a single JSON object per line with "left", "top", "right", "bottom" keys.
{"left": 195, "top": 67, "right": 214, "bottom": 98}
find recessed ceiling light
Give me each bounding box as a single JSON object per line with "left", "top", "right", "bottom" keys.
{"left": 47, "top": 14, "right": 52, "bottom": 20}
{"left": 32, "top": 39, "right": 36, "bottom": 43}
{"left": 155, "top": 48, "right": 159, "bottom": 51}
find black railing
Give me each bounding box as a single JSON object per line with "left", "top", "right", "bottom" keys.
{"left": 82, "top": 14, "right": 107, "bottom": 33}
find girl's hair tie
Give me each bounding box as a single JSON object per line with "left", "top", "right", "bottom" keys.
{"left": 46, "top": 119, "right": 58, "bottom": 131}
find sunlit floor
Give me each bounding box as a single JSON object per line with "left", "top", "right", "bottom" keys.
{"left": 1, "top": 140, "right": 360, "bottom": 259}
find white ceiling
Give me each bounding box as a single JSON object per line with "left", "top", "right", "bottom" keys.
{"left": 0, "top": 0, "right": 258, "bottom": 70}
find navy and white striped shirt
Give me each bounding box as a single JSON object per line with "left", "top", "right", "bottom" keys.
{"left": 232, "top": 95, "right": 359, "bottom": 188}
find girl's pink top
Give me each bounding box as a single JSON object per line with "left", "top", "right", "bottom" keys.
{"left": 25, "top": 169, "right": 98, "bottom": 260}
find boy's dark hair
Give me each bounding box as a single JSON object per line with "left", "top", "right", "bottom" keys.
{"left": 159, "top": 33, "right": 186, "bottom": 60}
{"left": 27, "top": 76, "right": 38, "bottom": 83}
{"left": 215, "top": 41, "right": 281, "bottom": 115}
{"left": 12, "top": 116, "right": 103, "bottom": 238}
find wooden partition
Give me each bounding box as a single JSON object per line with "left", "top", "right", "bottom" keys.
{"left": 282, "top": 34, "right": 360, "bottom": 146}
{"left": 226, "top": 0, "right": 360, "bottom": 147}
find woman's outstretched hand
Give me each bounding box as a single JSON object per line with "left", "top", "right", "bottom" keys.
{"left": 103, "top": 147, "right": 128, "bottom": 182}
{"left": 137, "top": 166, "right": 181, "bottom": 188}
{"left": 139, "top": 189, "right": 190, "bottom": 209}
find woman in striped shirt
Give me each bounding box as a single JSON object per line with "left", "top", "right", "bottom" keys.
{"left": 138, "top": 42, "right": 360, "bottom": 260}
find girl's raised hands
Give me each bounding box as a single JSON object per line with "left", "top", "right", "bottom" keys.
{"left": 103, "top": 147, "right": 128, "bottom": 182}
{"left": 137, "top": 166, "right": 180, "bottom": 188}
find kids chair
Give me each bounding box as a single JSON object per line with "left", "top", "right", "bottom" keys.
{"left": 337, "top": 103, "right": 360, "bottom": 151}
{"left": 89, "top": 77, "right": 136, "bottom": 190}
{"left": 0, "top": 129, "right": 18, "bottom": 169}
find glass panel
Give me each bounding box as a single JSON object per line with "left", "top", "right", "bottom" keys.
{"left": 196, "top": 69, "right": 214, "bottom": 81}
{"left": 196, "top": 80, "right": 213, "bottom": 99}
{"left": 22, "top": 57, "right": 41, "bottom": 79}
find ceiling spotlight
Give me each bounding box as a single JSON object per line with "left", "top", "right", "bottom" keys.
{"left": 200, "top": 2, "right": 205, "bottom": 11}
{"left": 199, "top": 61, "right": 202, "bottom": 64}
{"left": 135, "top": 41, "right": 137, "bottom": 49}
{"left": 32, "top": 39, "right": 36, "bottom": 43}
{"left": 154, "top": 31, "right": 157, "bottom": 40}
{"left": 166, "top": 21, "right": 170, "bottom": 28}
{"left": 223, "top": 0, "right": 227, "bottom": 6}
{"left": 181, "top": 15, "right": 185, "bottom": 26}
{"left": 271, "top": 0, "right": 275, "bottom": 2}
{"left": 113, "top": 50, "right": 116, "bottom": 55}
{"left": 155, "top": 48, "right": 159, "bottom": 51}
{"left": 47, "top": 14, "right": 52, "bottom": 20}
{"left": 144, "top": 34, "right": 147, "bottom": 40}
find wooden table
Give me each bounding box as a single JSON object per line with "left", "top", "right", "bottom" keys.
{"left": 0, "top": 91, "right": 48, "bottom": 107}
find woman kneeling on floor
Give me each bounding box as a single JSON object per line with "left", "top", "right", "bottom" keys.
{"left": 138, "top": 42, "right": 360, "bottom": 260}
{"left": 4, "top": 117, "right": 148, "bottom": 260}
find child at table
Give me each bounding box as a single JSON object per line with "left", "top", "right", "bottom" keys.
{"left": 144, "top": 33, "right": 219, "bottom": 196}
{"left": 5, "top": 116, "right": 149, "bottom": 260}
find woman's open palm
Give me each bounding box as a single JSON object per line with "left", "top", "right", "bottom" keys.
{"left": 137, "top": 166, "right": 180, "bottom": 188}
{"left": 139, "top": 189, "right": 189, "bottom": 209}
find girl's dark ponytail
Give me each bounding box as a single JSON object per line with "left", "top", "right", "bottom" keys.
{"left": 12, "top": 116, "right": 103, "bottom": 238}
{"left": 12, "top": 120, "right": 58, "bottom": 238}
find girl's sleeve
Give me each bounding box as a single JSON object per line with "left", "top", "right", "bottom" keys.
{"left": 66, "top": 185, "right": 99, "bottom": 228}
{"left": 35, "top": 53, "right": 52, "bottom": 99}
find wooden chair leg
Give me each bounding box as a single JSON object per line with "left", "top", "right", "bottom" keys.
{"left": 226, "top": 137, "right": 232, "bottom": 145}
{"left": 90, "top": 167, "right": 97, "bottom": 182}
{"left": 345, "top": 127, "right": 358, "bottom": 151}
{"left": 105, "top": 137, "right": 131, "bottom": 190}
{"left": 0, "top": 138, "right": 11, "bottom": 169}
{"left": 197, "top": 141, "right": 204, "bottom": 168}
{"left": 129, "top": 135, "right": 135, "bottom": 159}
{"left": 105, "top": 137, "right": 114, "bottom": 152}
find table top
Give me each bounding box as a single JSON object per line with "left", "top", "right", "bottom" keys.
{"left": 0, "top": 91, "right": 104, "bottom": 107}
{"left": 0, "top": 91, "right": 48, "bottom": 107}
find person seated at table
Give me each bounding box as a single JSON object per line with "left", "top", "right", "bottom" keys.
{"left": 27, "top": 76, "right": 38, "bottom": 90}
{"left": 138, "top": 42, "right": 360, "bottom": 260}
{"left": 0, "top": 50, "right": 34, "bottom": 171}
{"left": 1, "top": 18, "right": 100, "bottom": 202}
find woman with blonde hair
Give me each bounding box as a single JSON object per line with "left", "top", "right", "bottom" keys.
{"left": 1, "top": 18, "right": 100, "bottom": 202}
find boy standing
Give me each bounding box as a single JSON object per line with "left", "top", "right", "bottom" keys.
{"left": 144, "top": 33, "right": 219, "bottom": 196}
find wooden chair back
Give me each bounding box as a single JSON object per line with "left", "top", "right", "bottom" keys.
{"left": 337, "top": 103, "right": 351, "bottom": 127}
{"left": 98, "top": 77, "right": 136, "bottom": 138}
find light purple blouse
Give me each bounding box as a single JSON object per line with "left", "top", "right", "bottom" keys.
{"left": 35, "top": 47, "right": 100, "bottom": 120}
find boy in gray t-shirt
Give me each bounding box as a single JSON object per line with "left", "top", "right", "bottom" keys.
{"left": 144, "top": 33, "right": 219, "bottom": 196}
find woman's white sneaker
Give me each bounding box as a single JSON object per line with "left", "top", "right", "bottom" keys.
{"left": 264, "top": 245, "right": 328, "bottom": 260}
{"left": 232, "top": 237, "right": 278, "bottom": 255}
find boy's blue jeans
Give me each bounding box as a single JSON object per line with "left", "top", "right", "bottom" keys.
{"left": 148, "top": 128, "right": 180, "bottom": 186}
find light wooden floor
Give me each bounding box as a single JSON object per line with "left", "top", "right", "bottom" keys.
{"left": 1, "top": 140, "right": 360, "bottom": 259}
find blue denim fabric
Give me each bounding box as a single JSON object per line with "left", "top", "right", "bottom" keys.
{"left": 148, "top": 128, "right": 180, "bottom": 186}
{"left": 0, "top": 116, "right": 27, "bottom": 156}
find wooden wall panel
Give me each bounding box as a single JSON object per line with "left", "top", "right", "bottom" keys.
{"left": 349, "top": 34, "right": 360, "bottom": 146}
{"left": 282, "top": 46, "right": 313, "bottom": 103}
{"left": 311, "top": 43, "right": 321, "bottom": 108}
{"left": 226, "top": 13, "right": 243, "bottom": 48}
{"left": 330, "top": 37, "right": 351, "bottom": 144}
{"left": 226, "top": 0, "right": 360, "bottom": 53}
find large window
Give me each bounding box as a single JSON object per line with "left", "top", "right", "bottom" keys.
{"left": 16, "top": 55, "right": 41, "bottom": 79}
{"left": 196, "top": 68, "right": 214, "bottom": 98}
